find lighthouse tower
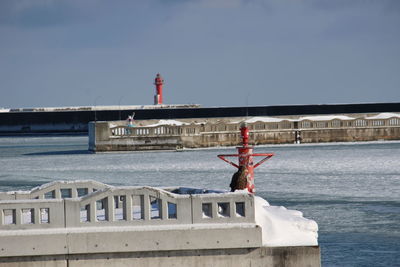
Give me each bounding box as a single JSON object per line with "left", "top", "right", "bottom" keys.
{"left": 154, "top": 73, "right": 164, "bottom": 105}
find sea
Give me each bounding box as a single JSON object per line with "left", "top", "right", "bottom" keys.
{"left": 0, "top": 136, "right": 399, "bottom": 267}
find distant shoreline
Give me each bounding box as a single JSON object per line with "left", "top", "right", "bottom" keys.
{"left": 0, "top": 132, "right": 87, "bottom": 137}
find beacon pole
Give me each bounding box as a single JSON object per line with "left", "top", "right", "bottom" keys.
{"left": 218, "top": 123, "right": 274, "bottom": 193}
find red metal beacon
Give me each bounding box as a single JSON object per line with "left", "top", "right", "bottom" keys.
{"left": 154, "top": 73, "right": 164, "bottom": 105}
{"left": 218, "top": 123, "right": 274, "bottom": 193}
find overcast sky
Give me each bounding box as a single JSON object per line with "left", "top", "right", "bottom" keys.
{"left": 0, "top": 0, "right": 399, "bottom": 108}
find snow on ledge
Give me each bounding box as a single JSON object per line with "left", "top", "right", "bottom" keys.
{"left": 366, "top": 113, "right": 400, "bottom": 120}
{"left": 298, "top": 115, "right": 354, "bottom": 121}
{"left": 244, "top": 117, "right": 289, "bottom": 123}
{"left": 147, "top": 119, "right": 190, "bottom": 127}
{"left": 254, "top": 196, "right": 318, "bottom": 247}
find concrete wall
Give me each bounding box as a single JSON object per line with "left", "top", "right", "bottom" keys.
{"left": 0, "top": 246, "right": 321, "bottom": 267}
{"left": 89, "top": 114, "right": 400, "bottom": 151}
{"left": 300, "top": 127, "right": 400, "bottom": 143}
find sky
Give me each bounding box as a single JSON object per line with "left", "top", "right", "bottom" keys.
{"left": 0, "top": 0, "right": 399, "bottom": 109}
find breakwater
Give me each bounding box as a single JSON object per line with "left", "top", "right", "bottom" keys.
{"left": 89, "top": 113, "right": 400, "bottom": 151}
{"left": 1, "top": 102, "right": 399, "bottom": 134}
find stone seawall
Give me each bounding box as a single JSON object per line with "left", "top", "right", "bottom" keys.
{"left": 89, "top": 113, "right": 400, "bottom": 151}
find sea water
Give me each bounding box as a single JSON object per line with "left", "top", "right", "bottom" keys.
{"left": 0, "top": 136, "right": 399, "bottom": 266}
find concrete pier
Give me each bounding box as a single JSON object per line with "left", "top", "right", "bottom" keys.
{"left": 0, "top": 181, "right": 320, "bottom": 267}
{"left": 89, "top": 113, "right": 400, "bottom": 152}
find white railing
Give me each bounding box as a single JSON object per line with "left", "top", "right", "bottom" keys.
{"left": 0, "top": 181, "right": 255, "bottom": 230}
{"left": 104, "top": 115, "right": 400, "bottom": 139}
{"left": 0, "top": 181, "right": 263, "bottom": 258}
{"left": 0, "top": 180, "right": 108, "bottom": 200}
{"left": 111, "top": 125, "right": 183, "bottom": 137}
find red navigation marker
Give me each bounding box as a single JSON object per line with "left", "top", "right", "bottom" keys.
{"left": 218, "top": 123, "right": 274, "bottom": 193}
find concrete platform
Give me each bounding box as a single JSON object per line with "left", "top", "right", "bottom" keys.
{"left": 0, "top": 246, "right": 321, "bottom": 267}
{"left": 0, "top": 181, "right": 321, "bottom": 267}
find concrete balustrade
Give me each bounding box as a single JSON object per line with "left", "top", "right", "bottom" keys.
{"left": 0, "top": 180, "right": 108, "bottom": 200}
{"left": 107, "top": 115, "right": 400, "bottom": 138}
{"left": 65, "top": 186, "right": 194, "bottom": 227}
{"left": 111, "top": 125, "right": 184, "bottom": 137}
{"left": 0, "top": 181, "right": 263, "bottom": 259}
{"left": 0, "top": 199, "right": 64, "bottom": 230}
{"left": 1, "top": 182, "right": 255, "bottom": 230}
{"left": 191, "top": 193, "right": 255, "bottom": 224}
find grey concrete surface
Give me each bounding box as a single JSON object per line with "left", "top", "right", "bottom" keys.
{"left": 0, "top": 247, "right": 320, "bottom": 267}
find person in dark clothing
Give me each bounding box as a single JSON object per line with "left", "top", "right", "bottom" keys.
{"left": 230, "top": 166, "right": 248, "bottom": 192}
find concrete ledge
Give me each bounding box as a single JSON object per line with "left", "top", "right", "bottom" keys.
{"left": 0, "top": 224, "right": 262, "bottom": 257}
{"left": 0, "top": 232, "right": 68, "bottom": 258}
{"left": 67, "top": 224, "right": 262, "bottom": 254}
{"left": 0, "top": 255, "right": 66, "bottom": 267}
{"left": 0, "top": 246, "right": 320, "bottom": 267}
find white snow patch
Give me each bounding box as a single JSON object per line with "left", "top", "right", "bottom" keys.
{"left": 232, "top": 189, "right": 251, "bottom": 194}
{"left": 298, "top": 115, "right": 354, "bottom": 121}
{"left": 254, "top": 196, "right": 318, "bottom": 247}
{"left": 366, "top": 113, "right": 400, "bottom": 120}
{"left": 244, "top": 117, "right": 290, "bottom": 123}
{"left": 147, "top": 120, "right": 189, "bottom": 127}
{"left": 5, "top": 190, "right": 30, "bottom": 195}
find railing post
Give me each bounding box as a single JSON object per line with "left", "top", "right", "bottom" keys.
{"left": 71, "top": 188, "right": 78, "bottom": 198}
{"left": 107, "top": 196, "right": 114, "bottom": 222}
{"left": 34, "top": 208, "right": 40, "bottom": 225}
{"left": 15, "top": 208, "right": 21, "bottom": 225}
{"left": 162, "top": 199, "right": 168, "bottom": 220}
{"left": 90, "top": 201, "right": 96, "bottom": 222}
{"left": 65, "top": 199, "right": 80, "bottom": 227}
{"left": 55, "top": 189, "right": 61, "bottom": 199}
{"left": 230, "top": 200, "right": 235, "bottom": 218}
{"left": 143, "top": 193, "right": 150, "bottom": 221}
{"left": 0, "top": 209, "right": 3, "bottom": 225}
{"left": 126, "top": 194, "right": 132, "bottom": 221}
{"left": 212, "top": 201, "right": 218, "bottom": 219}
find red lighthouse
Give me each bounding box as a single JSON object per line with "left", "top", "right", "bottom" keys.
{"left": 154, "top": 73, "right": 164, "bottom": 105}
